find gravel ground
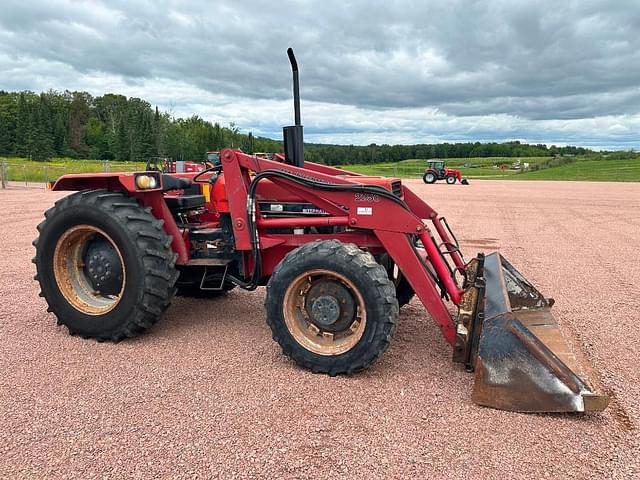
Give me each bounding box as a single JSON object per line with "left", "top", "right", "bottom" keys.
{"left": 0, "top": 180, "right": 638, "bottom": 479}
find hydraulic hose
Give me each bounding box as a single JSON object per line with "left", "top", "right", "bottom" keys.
{"left": 231, "top": 169, "right": 412, "bottom": 291}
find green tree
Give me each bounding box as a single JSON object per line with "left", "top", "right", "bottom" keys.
{"left": 14, "top": 92, "right": 34, "bottom": 158}
{"left": 30, "top": 94, "right": 54, "bottom": 160}
{"left": 0, "top": 91, "right": 17, "bottom": 154}
{"left": 67, "top": 91, "right": 92, "bottom": 157}
{"left": 115, "top": 116, "right": 129, "bottom": 161}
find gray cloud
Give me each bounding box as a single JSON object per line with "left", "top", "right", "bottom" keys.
{"left": 1, "top": 0, "right": 639, "bottom": 147}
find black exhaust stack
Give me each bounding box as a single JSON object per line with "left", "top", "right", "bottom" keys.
{"left": 283, "top": 48, "right": 304, "bottom": 168}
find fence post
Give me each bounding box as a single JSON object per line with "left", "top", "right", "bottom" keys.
{"left": 23, "top": 164, "right": 27, "bottom": 187}
{"left": 0, "top": 160, "right": 6, "bottom": 189}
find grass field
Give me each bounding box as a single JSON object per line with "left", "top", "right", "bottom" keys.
{"left": 0, "top": 157, "right": 147, "bottom": 183}
{"left": 514, "top": 157, "right": 640, "bottom": 181}
{"left": 2, "top": 155, "right": 639, "bottom": 183}
{"left": 340, "top": 156, "right": 640, "bottom": 182}
{"left": 2, "top": 156, "right": 532, "bottom": 183}
{"left": 339, "top": 157, "right": 550, "bottom": 179}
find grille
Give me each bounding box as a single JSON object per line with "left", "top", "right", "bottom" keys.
{"left": 391, "top": 180, "right": 402, "bottom": 197}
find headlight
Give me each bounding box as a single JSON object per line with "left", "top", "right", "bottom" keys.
{"left": 135, "top": 174, "right": 159, "bottom": 189}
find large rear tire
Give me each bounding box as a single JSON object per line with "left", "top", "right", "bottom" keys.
{"left": 423, "top": 172, "right": 436, "bottom": 184}
{"left": 265, "top": 240, "right": 399, "bottom": 375}
{"left": 33, "top": 189, "right": 178, "bottom": 341}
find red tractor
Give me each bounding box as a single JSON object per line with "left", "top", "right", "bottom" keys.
{"left": 32, "top": 49, "right": 607, "bottom": 413}
{"left": 423, "top": 160, "right": 469, "bottom": 185}
{"left": 146, "top": 156, "right": 212, "bottom": 174}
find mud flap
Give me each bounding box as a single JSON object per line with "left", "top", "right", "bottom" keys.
{"left": 455, "top": 253, "right": 609, "bottom": 413}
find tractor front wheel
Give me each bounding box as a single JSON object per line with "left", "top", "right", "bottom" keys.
{"left": 265, "top": 240, "right": 399, "bottom": 375}
{"left": 33, "top": 189, "right": 178, "bottom": 341}
{"left": 446, "top": 175, "right": 457, "bottom": 184}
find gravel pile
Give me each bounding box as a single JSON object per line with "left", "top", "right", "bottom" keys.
{"left": 0, "top": 180, "right": 637, "bottom": 479}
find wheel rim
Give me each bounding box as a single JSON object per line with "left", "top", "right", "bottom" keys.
{"left": 53, "top": 225, "right": 125, "bottom": 315}
{"left": 447, "top": 177, "right": 455, "bottom": 184}
{"left": 283, "top": 269, "right": 367, "bottom": 356}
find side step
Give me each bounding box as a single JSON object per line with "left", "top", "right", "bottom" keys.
{"left": 456, "top": 253, "right": 609, "bottom": 413}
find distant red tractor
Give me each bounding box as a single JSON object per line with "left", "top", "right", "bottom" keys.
{"left": 146, "top": 157, "right": 211, "bottom": 174}
{"left": 423, "top": 160, "right": 469, "bottom": 185}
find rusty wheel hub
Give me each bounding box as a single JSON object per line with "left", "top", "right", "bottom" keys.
{"left": 84, "top": 237, "right": 123, "bottom": 296}
{"left": 305, "top": 280, "right": 356, "bottom": 331}
{"left": 284, "top": 269, "right": 366, "bottom": 356}
{"left": 53, "top": 225, "right": 125, "bottom": 315}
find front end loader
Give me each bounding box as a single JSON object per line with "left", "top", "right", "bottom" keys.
{"left": 32, "top": 49, "right": 608, "bottom": 413}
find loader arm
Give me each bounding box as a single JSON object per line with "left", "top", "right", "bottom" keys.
{"left": 220, "top": 149, "right": 467, "bottom": 342}
{"left": 221, "top": 148, "right": 608, "bottom": 413}
{"left": 222, "top": 148, "right": 464, "bottom": 301}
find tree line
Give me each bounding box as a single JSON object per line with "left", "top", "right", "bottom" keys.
{"left": 0, "top": 89, "right": 599, "bottom": 165}
{"left": 305, "top": 141, "right": 592, "bottom": 166}
{"left": 0, "top": 90, "right": 281, "bottom": 162}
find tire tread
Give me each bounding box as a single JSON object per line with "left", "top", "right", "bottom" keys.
{"left": 33, "top": 189, "right": 177, "bottom": 341}
{"left": 265, "top": 240, "right": 398, "bottom": 375}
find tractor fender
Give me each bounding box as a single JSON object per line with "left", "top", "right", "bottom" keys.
{"left": 51, "top": 172, "right": 146, "bottom": 193}
{"left": 51, "top": 173, "right": 189, "bottom": 265}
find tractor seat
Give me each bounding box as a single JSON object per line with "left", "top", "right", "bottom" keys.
{"left": 164, "top": 195, "right": 206, "bottom": 212}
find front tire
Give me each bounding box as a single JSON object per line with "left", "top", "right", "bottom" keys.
{"left": 446, "top": 176, "right": 457, "bottom": 184}
{"left": 33, "top": 189, "right": 178, "bottom": 341}
{"left": 265, "top": 240, "right": 399, "bottom": 375}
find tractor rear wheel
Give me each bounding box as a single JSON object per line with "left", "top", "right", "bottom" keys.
{"left": 265, "top": 240, "right": 399, "bottom": 375}
{"left": 446, "top": 175, "right": 457, "bottom": 184}
{"left": 33, "top": 189, "right": 178, "bottom": 341}
{"left": 423, "top": 172, "right": 436, "bottom": 184}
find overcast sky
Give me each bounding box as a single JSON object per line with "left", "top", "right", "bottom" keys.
{"left": 1, "top": 0, "right": 639, "bottom": 149}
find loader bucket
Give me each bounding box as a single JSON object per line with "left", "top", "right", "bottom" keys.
{"left": 456, "top": 253, "right": 609, "bottom": 413}
{"left": 461, "top": 178, "right": 469, "bottom": 185}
